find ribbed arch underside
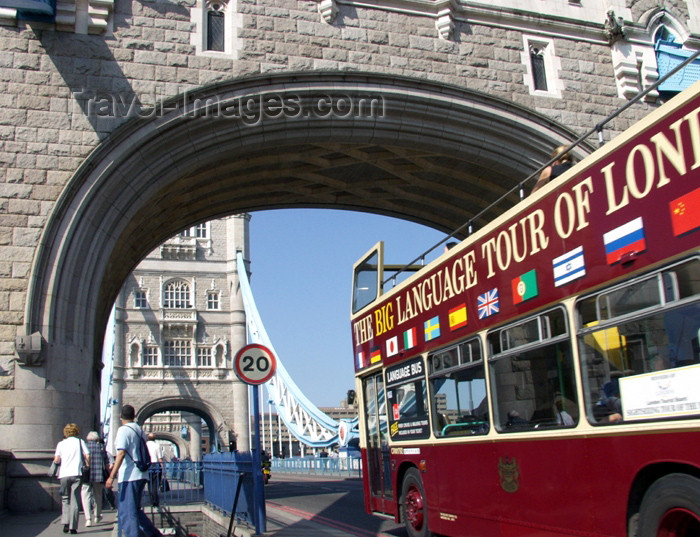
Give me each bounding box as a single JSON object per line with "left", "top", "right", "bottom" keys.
{"left": 27, "top": 72, "right": 592, "bottom": 359}
{"left": 137, "top": 397, "right": 225, "bottom": 450}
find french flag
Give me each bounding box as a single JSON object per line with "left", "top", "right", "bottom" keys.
{"left": 603, "top": 217, "right": 646, "bottom": 265}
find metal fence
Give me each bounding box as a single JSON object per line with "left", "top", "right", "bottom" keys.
{"left": 143, "top": 460, "right": 205, "bottom": 507}
{"left": 271, "top": 456, "right": 362, "bottom": 478}
{"left": 136, "top": 453, "right": 360, "bottom": 534}
{"left": 201, "top": 452, "right": 255, "bottom": 527}
{"left": 133, "top": 454, "right": 259, "bottom": 534}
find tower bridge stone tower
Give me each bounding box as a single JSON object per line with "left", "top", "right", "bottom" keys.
{"left": 0, "top": 0, "right": 698, "bottom": 511}
{"left": 111, "top": 214, "right": 251, "bottom": 461}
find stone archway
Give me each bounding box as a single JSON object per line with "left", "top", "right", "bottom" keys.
{"left": 9, "top": 71, "right": 594, "bottom": 509}
{"left": 136, "top": 396, "right": 231, "bottom": 457}
{"left": 151, "top": 432, "right": 189, "bottom": 460}
{"left": 30, "top": 72, "right": 590, "bottom": 362}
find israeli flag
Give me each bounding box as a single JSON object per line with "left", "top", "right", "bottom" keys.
{"left": 552, "top": 246, "right": 585, "bottom": 287}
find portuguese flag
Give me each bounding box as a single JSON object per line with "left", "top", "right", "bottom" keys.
{"left": 512, "top": 269, "right": 538, "bottom": 305}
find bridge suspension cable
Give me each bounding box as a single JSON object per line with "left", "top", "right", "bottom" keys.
{"left": 236, "top": 252, "right": 358, "bottom": 449}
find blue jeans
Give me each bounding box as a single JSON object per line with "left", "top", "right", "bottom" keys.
{"left": 117, "top": 479, "right": 160, "bottom": 537}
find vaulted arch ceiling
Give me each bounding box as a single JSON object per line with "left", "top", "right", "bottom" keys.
{"left": 28, "top": 72, "right": 594, "bottom": 357}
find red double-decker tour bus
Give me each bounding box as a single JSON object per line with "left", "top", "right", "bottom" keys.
{"left": 350, "top": 82, "right": 700, "bottom": 537}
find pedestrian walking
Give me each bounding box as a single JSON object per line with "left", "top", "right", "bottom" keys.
{"left": 81, "top": 431, "right": 111, "bottom": 526}
{"left": 105, "top": 405, "right": 162, "bottom": 537}
{"left": 146, "top": 433, "right": 165, "bottom": 507}
{"left": 54, "top": 423, "right": 90, "bottom": 534}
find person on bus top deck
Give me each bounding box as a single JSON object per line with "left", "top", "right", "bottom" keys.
{"left": 531, "top": 145, "right": 574, "bottom": 194}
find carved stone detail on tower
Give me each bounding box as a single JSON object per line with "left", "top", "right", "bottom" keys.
{"left": 435, "top": 7, "right": 454, "bottom": 41}
{"left": 55, "top": 0, "right": 114, "bottom": 34}
{"left": 318, "top": 0, "right": 337, "bottom": 24}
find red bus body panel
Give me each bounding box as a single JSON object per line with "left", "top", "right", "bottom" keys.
{"left": 353, "top": 84, "right": 700, "bottom": 536}
{"left": 374, "top": 429, "right": 700, "bottom": 537}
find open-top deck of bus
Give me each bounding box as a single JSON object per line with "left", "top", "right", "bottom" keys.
{"left": 350, "top": 82, "right": 700, "bottom": 537}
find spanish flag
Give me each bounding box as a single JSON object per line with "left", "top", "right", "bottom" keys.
{"left": 448, "top": 303, "right": 467, "bottom": 330}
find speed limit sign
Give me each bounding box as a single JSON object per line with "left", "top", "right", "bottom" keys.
{"left": 234, "top": 344, "right": 277, "bottom": 385}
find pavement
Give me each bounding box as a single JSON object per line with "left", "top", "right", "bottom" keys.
{"left": 1, "top": 510, "right": 120, "bottom": 537}
{"left": 0, "top": 503, "right": 374, "bottom": 537}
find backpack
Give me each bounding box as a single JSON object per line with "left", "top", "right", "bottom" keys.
{"left": 125, "top": 424, "right": 152, "bottom": 472}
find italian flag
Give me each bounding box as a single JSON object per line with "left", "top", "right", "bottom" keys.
{"left": 403, "top": 326, "right": 417, "bottom": 350}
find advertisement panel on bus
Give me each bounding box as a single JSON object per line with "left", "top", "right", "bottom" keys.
{"left": 352, "top": 82, "right": 700, "bottom": 372}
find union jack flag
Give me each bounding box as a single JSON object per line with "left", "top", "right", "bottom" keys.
{"left": 477, "top": 288, "right": 499, "bottom": 319}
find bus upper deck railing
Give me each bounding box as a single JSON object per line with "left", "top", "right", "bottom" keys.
{"left": 382, "top": 48, "right": 700, "bottom": 287}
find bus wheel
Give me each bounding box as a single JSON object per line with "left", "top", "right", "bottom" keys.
{"left": 401, "top": 468, "right": 432, "bottom": 537}
{"left": 638, "top": 474, "right": 700, "bottom": 537}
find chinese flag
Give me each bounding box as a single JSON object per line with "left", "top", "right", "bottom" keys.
{"left": 670, "top": 187, "right": 700, "bottom": 236}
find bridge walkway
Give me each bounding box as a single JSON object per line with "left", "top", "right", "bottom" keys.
{"left": 0, "top": 501, "right": 372, "bottom": 537}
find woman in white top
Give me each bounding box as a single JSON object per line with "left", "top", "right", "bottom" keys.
{"left": 54, "top": 423, "right": 90, "bottom": 534}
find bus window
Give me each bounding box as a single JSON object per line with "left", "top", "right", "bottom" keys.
{"left": 429, "top": 338, "right": 489, "bottom": 437}
{"left": 385, "top": 357, "right": 430, "bottom": 440}
{"left": 352, "top": 242, "right": 383, "bottom": 314}
{"left": 578, "top": 258, "right": 700, "bottom": 425}
{"left": 488, "top": 308, "right": 578, "bottom": 432}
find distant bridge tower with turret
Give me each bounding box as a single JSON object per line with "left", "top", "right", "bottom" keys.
{"left": 111, "top": 214, "right": 251, "bottom": 459}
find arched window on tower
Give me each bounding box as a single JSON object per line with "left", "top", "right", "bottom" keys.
{"left": 163, "top": 280, "right": 192, "bottom": 309}
{"left": 130, "top": 342, "right": 140, "bottom": 367}
{"left": 530, "top": 45, "right": 548, "bottom": 92}
{"left": 521, "top": 36, "right": 562, "bottom": 98}
{"left": 206, "top": 0, "right": 226, "bottom": 52}
{"left": 191, "top": 0, "right": 239, "bottom": 57}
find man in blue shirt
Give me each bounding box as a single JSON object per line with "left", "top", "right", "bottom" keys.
{"left": 105, "top": 404, "right": 162, "bottom": 537}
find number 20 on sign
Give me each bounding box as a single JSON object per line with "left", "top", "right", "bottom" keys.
{"left": 234, "top": 344, "right": 277, "bottom": 385}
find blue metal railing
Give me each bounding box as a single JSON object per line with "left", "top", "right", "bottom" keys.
{"left": 201, "top": 452, "right": 256, "bottom": 527}
{"left": 144, "top": 461, "right": 205, "bottom": 507}
{"left": 271, "top": 456, "right": 362, "bottom": 478}
{"left": 133, "top": 454, "right": 358, "bottom": 536}
{"left": 137, "top": 456, "right": 258, "bottom": 532}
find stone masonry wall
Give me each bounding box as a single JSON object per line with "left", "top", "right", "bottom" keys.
{"left": 0, "top": 1, "right": 667, "bottom": 392}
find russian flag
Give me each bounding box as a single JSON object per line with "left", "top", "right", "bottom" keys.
{"left": 603, "top": 217, "right": 646, "bottom": 265}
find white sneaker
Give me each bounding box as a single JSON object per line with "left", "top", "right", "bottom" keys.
{"left": 85, "top": 521, "right": 92, "bottom": 527}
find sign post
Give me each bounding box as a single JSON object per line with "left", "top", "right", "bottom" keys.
{"left": 234, "top": 344, "right": 277, "bottom": 535}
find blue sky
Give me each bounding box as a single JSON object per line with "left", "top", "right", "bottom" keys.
{"left": 248, "top": 209, "right": 446, "bottom": 407}
{"left": 101, "top": 208, "right": 448, "bottom": 423}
